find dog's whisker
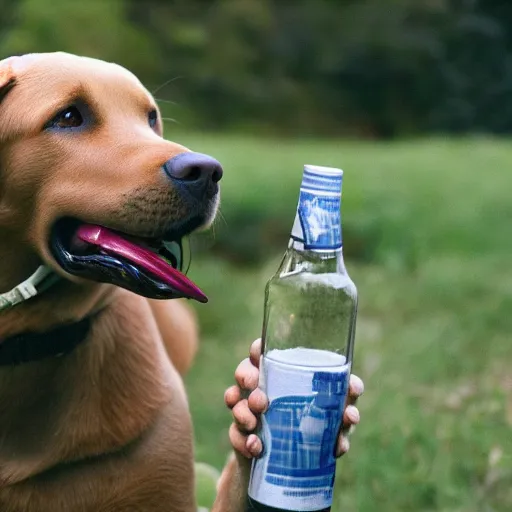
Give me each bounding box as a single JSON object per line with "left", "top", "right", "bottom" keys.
{"left": 151, "top": 76, "right": 183, "bottom": 96}
{"left": 216, "top": 209, "right": 228, "bottom": 227}
{"left": 162, "top": 117, "right": 180, "bottom": 125}
{"left": 155, "top": 98, "right": 179, "bottom": 106}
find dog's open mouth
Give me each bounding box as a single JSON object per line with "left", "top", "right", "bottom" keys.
{"left": 50, "top": 219, "right": 207, "bottom": 303}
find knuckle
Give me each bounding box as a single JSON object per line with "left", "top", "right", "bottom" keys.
{"left": 233, "top": 398, "right": 249, "bottom": 414}
{"left": 229, "top": 423, "right": 244, "bottom": 444}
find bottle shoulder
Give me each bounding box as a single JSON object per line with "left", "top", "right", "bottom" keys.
{"left": 268, "top": 267, "right": 357, "bottom": 297}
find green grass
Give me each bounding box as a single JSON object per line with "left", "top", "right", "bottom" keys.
{"left": 175, "top": 133, "right": 512, "bottom": 511}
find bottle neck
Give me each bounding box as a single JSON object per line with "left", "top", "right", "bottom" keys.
{"left": 288, "top": 194, "right": 345, "bottom": 265}
{"left": 281, "top": 237, "right": 346, "bottom": 275}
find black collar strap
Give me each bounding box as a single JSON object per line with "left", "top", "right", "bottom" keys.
{"left": 0, "top": 316, "right": 93, "bottom": 366}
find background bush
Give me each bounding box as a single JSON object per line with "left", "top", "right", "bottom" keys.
{"left": 3, "top": 0, "right": 512, "bottom": 137}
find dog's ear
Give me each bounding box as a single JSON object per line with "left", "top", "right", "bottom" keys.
{"left": 0, "top": 60, "right": 16, "bottom": 102}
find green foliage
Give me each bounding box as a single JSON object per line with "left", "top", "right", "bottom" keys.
{"left": 195, "top": 462, "right": 220, "bottom": 510}
{"left": 3, "top": 0, "right": 512, "bottom": 136}
{"left": 186, "top": 134, "right": 512, "bottom": 511}
{"left": 0, "top": 0, "right": 163, "bottom": 79}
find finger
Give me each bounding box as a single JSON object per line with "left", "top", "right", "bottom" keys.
{"left": 343, "top": 405, "right": 360, "bottom": 427}
{"left": 234, "top": 358, "right": 260, "bottom": 391}
{"left": 347, "top": 374, "right": 364, "bottom": 405}
{"left": 224, "top": 385, "right": 242, "bottom": 409}
{"left": 335, "top": 435, "right": 350, "bottom": 457}
{"left": 232, "top": 399, "right": 258, "bottom": 432}
{"left": 246, "top": 434, "right": 263, "bottom": 458}
{"left": 248, "top": 388, "right": 268, "bottom": 415}
{"left": 229, "top": 423, "right": 252, "bottom": 459}
{"left": 249, "top": 338, "right": 262, "bottom": 368}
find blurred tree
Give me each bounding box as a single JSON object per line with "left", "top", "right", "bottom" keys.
{"left": 431, "top": 0, "right": 512, "bottom": 134}
{"left": 0, "top": 0, "right": 18, "bottom": 51}
{"left": 0, "top": 0, "right": 163, "bottom": 82}
{"left": 2, "top": 0, "right": 512, "bottom": 137}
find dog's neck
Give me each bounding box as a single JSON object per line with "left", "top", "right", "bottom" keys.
{"left": 0, "top": 265, "right": 60, "bottom": 312}
{"left": 0, "top": 283, "right": 114, "bottom": 338}
{"left": 0, "top": 277, "right": 114, "bottom": 344}
{"left": 0, "top": 314, "right": 93, "bottom": 365}
{"left": 0, "top": 239, "right": 113, "bottom": 338}
{"left": 0, "top": 242, "right": 42, "bottom": 294}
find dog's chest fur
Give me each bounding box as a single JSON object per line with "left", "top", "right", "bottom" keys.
{"left": 0, "top": 291, "right": 196, "bottom": 511}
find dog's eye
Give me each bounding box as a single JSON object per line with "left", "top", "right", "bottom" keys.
{"left": 148, "top": 109, "right": 158, "bottom": 129}
{"left": 51, "top": 106, "right": 84, "bottom": 129}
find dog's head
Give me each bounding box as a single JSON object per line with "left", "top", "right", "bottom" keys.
{"left": 0, "top": 52, "right": 222, "bottom": 303}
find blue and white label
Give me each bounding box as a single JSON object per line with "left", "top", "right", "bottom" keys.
{"left": 291, "top": 165, "right": 343, "bottom": 251}
{"left": 248, "top": 348, "right": 350, "bottom": 511}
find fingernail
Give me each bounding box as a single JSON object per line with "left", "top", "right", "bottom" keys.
{"left": 247, "top": 435, "right": 259, "bottom": 453}
{"left": 351, "top": 375, "right": 364, "bottom": 396}
{"left": 346, "top": 405, "right": 360, "bottom": 424}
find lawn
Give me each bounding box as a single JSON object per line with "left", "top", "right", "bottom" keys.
{"left": 172, "top": 133, "right": 511, "bottom": 511}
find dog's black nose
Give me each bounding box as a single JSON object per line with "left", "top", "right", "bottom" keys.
{"left": 163, "top": 152, "right": 223, "bottom": 198}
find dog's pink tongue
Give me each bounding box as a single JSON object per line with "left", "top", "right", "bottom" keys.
{"left": 76, "top": 224, "right": 207, "bottom": 303}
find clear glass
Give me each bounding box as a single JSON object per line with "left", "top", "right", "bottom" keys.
{"left": 261, "top": 240, "right": 358, "bottom": 363}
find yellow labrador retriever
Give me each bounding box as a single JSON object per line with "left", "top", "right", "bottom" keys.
{"left": 0, "top": 52, "right": 362, "bottom": 511}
